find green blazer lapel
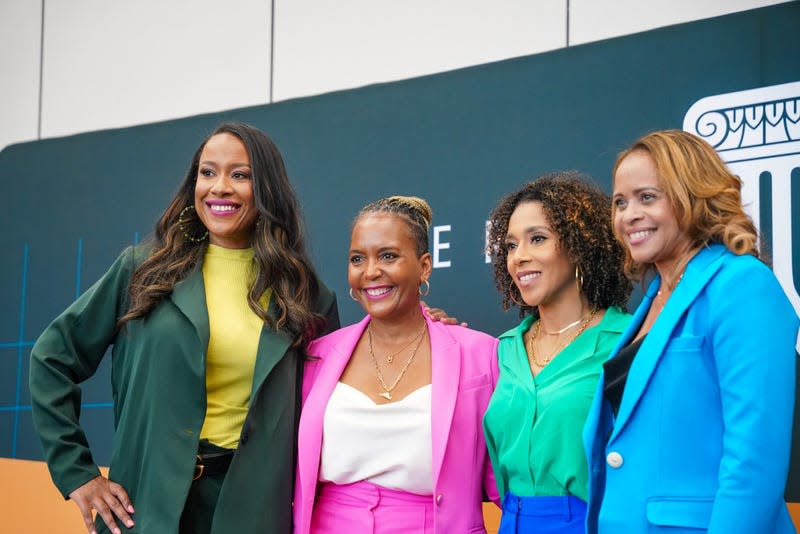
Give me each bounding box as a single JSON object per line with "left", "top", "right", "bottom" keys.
{"left": 169, "top": 256, "right": 294, "bottom": 394}
{"left": 169, "top": 265, "right": 210, "bottom": 346}
{"left": 610, "top": 244, "right": 727, "bottom": 441}
{"left": 251, "top": 297, "right": 293, "bottom": 393}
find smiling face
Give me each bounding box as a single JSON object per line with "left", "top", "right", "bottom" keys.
{"left": 348, "top": 213, "right": 432, "bottom": 322}
{"left": 505, "top": 201, "right": 575, "bottom": 308}
{"left": 193, "top": 132, "right": 258, "bottom": 249}
{"left": 612, "top": 150, "right": 692, "bottom": 275}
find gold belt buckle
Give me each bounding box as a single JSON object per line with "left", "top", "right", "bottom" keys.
{"left": 193, "top": 454, "right": 204, "bottom": 480}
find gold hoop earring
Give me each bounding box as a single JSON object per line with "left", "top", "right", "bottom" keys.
{"left": 419, "top": 280, "right": 430, "bottom": 297}
{"left": 178, "top": 205, "right": 208, "bottom": 243}
{"left": 349, "top": 288, "right": 358, "bottom": 301}
{"left": 575, "top": 264, "right": 584, "bottom": 294}
{"left": 509, "top": 290, "right": 525, "bottom": 307}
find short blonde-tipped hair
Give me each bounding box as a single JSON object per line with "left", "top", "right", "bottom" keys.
{"left": 356, "top": 195, "right": 433, "bottom": 257}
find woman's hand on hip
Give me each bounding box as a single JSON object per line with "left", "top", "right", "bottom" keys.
{"left": 69, "top": 475, "right": 135, "bottom": 534}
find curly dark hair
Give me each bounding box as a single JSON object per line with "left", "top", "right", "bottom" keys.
{"left": 487, "top": 171, "right": 631, "bottom": 317}
{"left": 119, "top": 121, "right": 325, "bottom": 347}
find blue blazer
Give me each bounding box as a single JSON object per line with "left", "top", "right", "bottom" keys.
{"left": 583, "top": 244, "right": 798, "bottom": 533}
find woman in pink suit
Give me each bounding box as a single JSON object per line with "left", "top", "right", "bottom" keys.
{"left": 294, "top": 195, "right": 500, "bottom": 534}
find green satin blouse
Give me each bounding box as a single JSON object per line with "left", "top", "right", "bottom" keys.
{"left": 483, "top": 306, "right": 631, "bottom": 501}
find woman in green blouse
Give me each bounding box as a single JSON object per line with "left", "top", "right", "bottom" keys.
{"left": 483, "top": 172, "right": 631, "bottom": 533}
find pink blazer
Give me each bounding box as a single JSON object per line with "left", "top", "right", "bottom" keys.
{"left": 293, "top": 311, "right": 500, "bottom": 534}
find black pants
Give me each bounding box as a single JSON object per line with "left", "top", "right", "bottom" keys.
{"left": 179, "top": 441, "right": 231, "bottom": 534}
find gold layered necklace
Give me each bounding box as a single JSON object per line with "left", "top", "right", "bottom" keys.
{"left": 528, "top": 308, "right": 598, "bottom": 369}
{"left": 367, "top": 321, "right": 427, "bottom": 363}
{"left": 368, "top": 323, "right": 428, "bottom": 400}
{"left": 539, "top": 316, "right": 584, "bottom": 335}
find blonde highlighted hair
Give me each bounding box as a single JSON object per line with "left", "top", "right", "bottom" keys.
{"left": 355, "top": 195, "right": 433, "bottom": 257}
{"left": 613, "top": 129, "right": 760, "bottom": 281}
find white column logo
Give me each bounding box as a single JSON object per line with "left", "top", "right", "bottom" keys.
{"left": 684, "top": 81, "right": 800, "bottom": 317}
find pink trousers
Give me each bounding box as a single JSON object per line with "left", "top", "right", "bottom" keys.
{"left": 310, "top": 481, "right": 434, "bottom": 533}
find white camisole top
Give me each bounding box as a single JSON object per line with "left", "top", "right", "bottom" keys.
{"left": 318, "top": 382, "right": 433, "bottom": 495}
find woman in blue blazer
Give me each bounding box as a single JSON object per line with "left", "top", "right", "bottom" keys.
{"left": 583, "top": 130, "right": 798, "bottom": 533}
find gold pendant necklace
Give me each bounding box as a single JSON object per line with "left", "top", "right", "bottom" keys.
{"left": 368, "top": 323, "right": 428, "bottom": 400}
{"left": 528, "top": 308, "right": 598, "bottom": 368}
{"left": 367, "top": 321, "right": 426, "bottom": 363}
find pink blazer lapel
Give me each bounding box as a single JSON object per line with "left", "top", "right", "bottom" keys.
{"left": 428, "top": 316, "right": 461, "bottom": 488}
{"left": 296, "top": 315, "right": 370, "bottom": 532}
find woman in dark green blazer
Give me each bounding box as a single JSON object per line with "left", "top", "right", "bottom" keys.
{"left": 29, "top": 122, "right": 339, "bottom": 534}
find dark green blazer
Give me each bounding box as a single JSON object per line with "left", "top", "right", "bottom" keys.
{"left": 29, "top": 245, "right": 339, "bottom": 533}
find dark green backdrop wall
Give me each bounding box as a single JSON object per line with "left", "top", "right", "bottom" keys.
{"left": 1, "top": 2, "right": 798, "bottom": 500}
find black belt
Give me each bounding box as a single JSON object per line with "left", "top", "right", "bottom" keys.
{"left": 193, "top": 449, "right": 235, "bottom": 480}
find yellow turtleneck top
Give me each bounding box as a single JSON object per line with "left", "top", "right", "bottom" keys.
{"left": 200, "top": 244, "right": 270, "bottom": 449}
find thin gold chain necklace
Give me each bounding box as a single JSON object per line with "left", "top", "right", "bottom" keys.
{"left": 539, "top": 316, "right": 584, "bottom": 335}
{"left": 367, "top": 321, "right": 427, "bottom": 363}
{"left": 368, "top": 325, "right": 428, "bottom": 400}
{"left": 528, "top": 308, "right": 598, "bottom": 368}
{"left": 656, "top": 273, "right": 684, "bottom": 300}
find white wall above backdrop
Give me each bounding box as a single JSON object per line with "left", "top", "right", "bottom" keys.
{"left": 0, "top": 0, "right": 791, "bottom": 152}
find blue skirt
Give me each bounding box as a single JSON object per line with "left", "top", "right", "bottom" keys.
{"left": 498, "top": 492, "right": 587, "bottom": 534}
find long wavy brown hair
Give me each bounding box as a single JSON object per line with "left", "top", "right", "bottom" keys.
{"left": 612, "top": 130, "right": 761, "bottom": 284}
{"left": 119, "top": 122, "right": 325, "bottom": 347}
{"left": 487, "top": 171, "right": 631, "bottom": 318}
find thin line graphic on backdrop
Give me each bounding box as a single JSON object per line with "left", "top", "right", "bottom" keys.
{"left": 4, "top": 235, "right": 141, "bottom": 457}
{"left": 12, "top": 244, "right": 29, "bottom": 457}
{"left": 37, "top": 0, "right": 45, "bottom": 139}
